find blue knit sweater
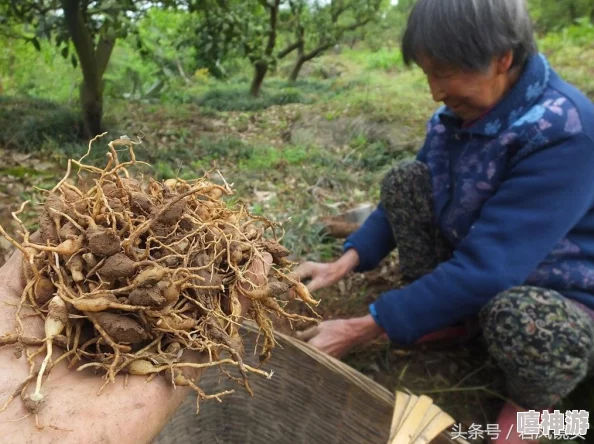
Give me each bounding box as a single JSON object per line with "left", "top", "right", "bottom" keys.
{"left": 344, "top": 53, "right": 594, "bottom": 345}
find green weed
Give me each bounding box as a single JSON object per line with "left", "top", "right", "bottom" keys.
{"left": 364, "top": 48, "right": 404, "bottom": 72}
{"left": 197, "top": 84, "right": 307, "bottom": 112}
{"left": 347, "top": 136, "right": 412, "bottom": 171}
{"left": 194, "top": 78, "right": 356, "bottom": 112}
{"left": 0, "top": 96, "right": 84, "bottom": 152}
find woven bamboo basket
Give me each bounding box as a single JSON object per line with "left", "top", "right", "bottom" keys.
{"left": 153, "top": 322, "right": 468, "bottom": 444}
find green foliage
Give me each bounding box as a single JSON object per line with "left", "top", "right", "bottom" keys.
{"left": 175, "top": 136, "right": 333, "bottom": 175}
{"left": 193, "top": 78, "right": 355, "bottom": 111}
{"left": 176, "top": 0, "right": 281, "bottom": 81}
{"left": 130, "top": 5, "right": 250, "bottom": 82}
{"left": 281, "top": 0, "right": 384, "bottom": 81}
{"left": 134, "top": 9, "right": 197, "bottom": 79}
{"left": 193, "top": 136, "right": 255, "bottom": 166}
{"left": 197, "top": 84, "right": 306, "bottom": 111}
{"left": 186, "top": 0, "right": 263, "bottom": 78}
{"left": 343, "top": 0, "right": 414, "bottom": 50}
{"left": 3, "top": 0, "right": 150, "bottom": 68}
{"left": 0, "top": 33, "right": 80, "bottom": 101}
{"left": 538, "top": 20, "right": 594, "bottom": 99}
{"left": 364, "top": 48, "right": 404, "bottom": 72}
{"left": 528, "top": 0, "right": 594, "bottom": 32}
{"left": 103, "top": 39, "right": 163, "bottom": 101}
{"left": 2, "top": 0, "right": 181, "bottom": 135}
{"left": 347, "top": 135, "right": 412, "bottom": 171}
{"left": 0, "top": 96, "right": 83, "bottom": 152}
{"left": 334, "top": 66, "right": 434, "bottom": 131}
{"left": 539, "top": 18, "right": 594, "bottom": 48}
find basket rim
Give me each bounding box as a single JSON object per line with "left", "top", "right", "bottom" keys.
{"left": 242, "top": 321, "right": 470, "bottom": 444}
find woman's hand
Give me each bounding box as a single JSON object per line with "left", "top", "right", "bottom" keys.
{"left": 0, "top": 250, "right": 272, "bottom": 443}
{"left": 293, "top": 248, "right": 360, "bottom": 292}
{"left": 293, "top": 249, "right": 385, "bottom": 358}
{"left": 295, "top": 315, "right": 384, "bottom": 359}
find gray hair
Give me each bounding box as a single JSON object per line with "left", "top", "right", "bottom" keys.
{"left": 401, "top": 0, "right": 537, "bottom": 71}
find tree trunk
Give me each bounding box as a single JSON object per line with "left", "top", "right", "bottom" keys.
{"left": 288, "top": 43, "right": 332, "bottom": 82}
{"left": 248, "top": 0, "right": 279, "bottom": 97}
{"left": 289, "top": 57, "right": 306, "bottom": 82}
{"left": 250, "top": 62, "right": 268, "bottom": 97}
{"left": 80, "top": 80, "right": 103, "bottom": 138}
{"left": 62, "top": 0, "right": 115, "bottom": 138}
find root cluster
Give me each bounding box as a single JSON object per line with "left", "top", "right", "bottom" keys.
{"left": 0, "top": 134, "right": 319, "bottom": 420}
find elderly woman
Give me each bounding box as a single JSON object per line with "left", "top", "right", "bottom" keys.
{"left": 296, "top": 0, "right": 594, "bottom": 441}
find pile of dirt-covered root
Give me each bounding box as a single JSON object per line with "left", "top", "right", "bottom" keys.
{"left": 0, "top": 134, "right": 320, "bottom": 420}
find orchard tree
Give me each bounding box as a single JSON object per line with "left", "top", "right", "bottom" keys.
{"left": 187, "top": 0, "right": 383, "bottom": 94}
{"left": 3, "top": 0, "right": 165, "bottom": 137}
{"left": 177, "top": 0, "right": 283, "bottom": 96}
{"left": 345, "top": 0, "right": 415, "bottom": 50}
{"left": 283, "top": 0, "right": 383, "bottom": 82}
{"left": 183, "top": 0, "right": 287, "bottom": 97}
{"left": 182, "top": 0, "right": 249, "bottom": 79}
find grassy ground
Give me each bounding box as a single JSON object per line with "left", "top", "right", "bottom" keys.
{"left": 1, "top": 35, "right": 594, "bottom": 443}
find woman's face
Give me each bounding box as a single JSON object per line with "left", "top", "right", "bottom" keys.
{"left": 417, "top": 52, "right": 515, "bottom": 123}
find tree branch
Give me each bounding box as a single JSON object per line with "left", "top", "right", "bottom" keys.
{"left": 331, "top": 0, "right": 349, "bottom": 23}
{"left": 339, "top": 17, "right": 373, "bottom": 34}
{"left": 298, "top": 14, "right": 374, "bottom": 64}
{"left": 8, "top": 0, "right": 53, "bottom": 23}
{"left": 277, "top": 40, "right": 301, "bottom": 59}
{"left": 301, "top": 41, "right": 334, "bottom": 63}
{"left": 96, "top": 35, "right": 116, "bottom": 78}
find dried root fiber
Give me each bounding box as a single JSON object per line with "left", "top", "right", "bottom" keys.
{"left": 0, "top": 133, "right": 320, "bottom": 420}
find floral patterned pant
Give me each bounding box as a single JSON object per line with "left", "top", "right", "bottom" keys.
{"left": 380, "top": 160, "right": 594, "bottom": 409}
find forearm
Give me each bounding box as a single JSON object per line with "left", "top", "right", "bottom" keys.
{"left": 347, "top": 314, "right": 384, "bottom": 344}
{"left": 343, "top": 204, "right": 396, "bottom": 272}
{"left": 333, "top": 248, "right": 360, "bottom": 278}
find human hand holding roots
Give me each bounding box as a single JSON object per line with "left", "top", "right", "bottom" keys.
{"left": 0, "top": 133, "right": 320, "bottom": 426}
